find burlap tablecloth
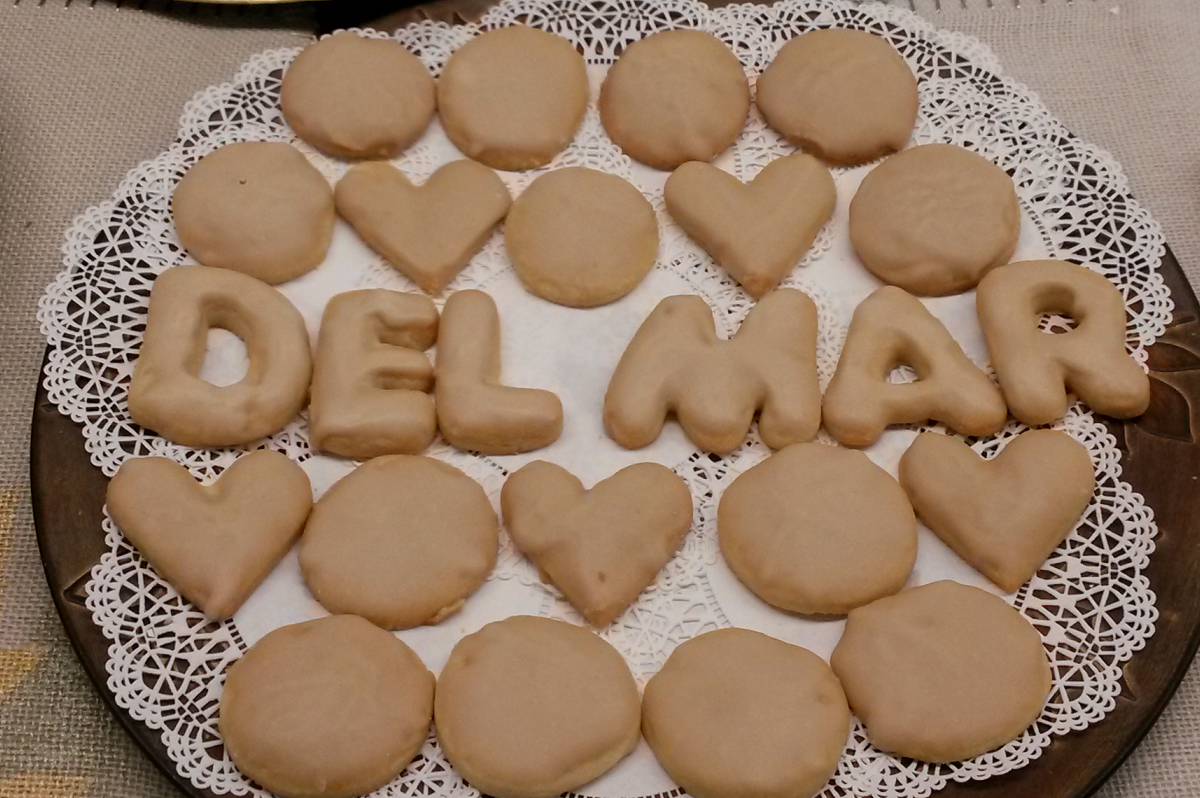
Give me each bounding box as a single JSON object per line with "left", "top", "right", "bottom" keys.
{"left": 0, "top": 1, "right": 1196, "bottom": 795}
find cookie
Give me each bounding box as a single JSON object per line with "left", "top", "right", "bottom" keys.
{"left": 128, "top": 265, "right": 312, "bottom": 448}
{"left": 642, "top": 629, "right": 849, "bottom": 798}
{"left": 506, "top": 167, "right": 658, "bottom": 307}
{"left": 599, "top": 29, "right": 750, "bottom": 170}
{"left": 335, "top": 160, "right": 511, "bottom": 294}
{"left": 281, "top": 32, "right": 435, "bottom": 159}
{"left": 664, "top": 154, "right": 836, "bottom": 297}
{"left": 719, "top": 442, "right": 917, "bottom": 615}
{"left": 437, "top": 26, "right": 589, "bottom": 170}
{"left": 501, "top": 461, "right": 693, "bottom": 626}
{"left": 435, "top": 290, "right": 564, "bottom": 454}
{"left": 107, "top": 451, "right": 311, "bottom": 620}
{"left": 172, "top": 142, "right": 334, "bottom": 284}
{"left": 299, "top": 455, "right": 497, "bottom": 629}
{"left": 830, "top": 580, "right": 1052, "bottom": 763}
{"left": 899, "top": 430, "right": 1094, "bottom": 593}
{"left": 435, "top": 616, "right": 640, "bottom": 798}
{"left": 756, "top": 29, "right": 917, "bottom": 166}
{"left": 309, "top": 289, "right": 438, "bottom": 459}
{"left": 220, "top": 615, "right": 434, "bottom": 798}
{"left": 604, "top": 288, "right": 821, "bottom": 454}
{"left": 821, "top": 285, "right": 1008, "bottom": 447}
{"left": 848, "top": 143, "right": 1020, "bottom": 296}
{"left": 976, "top": 259, "right": 1150, "bottom": 425}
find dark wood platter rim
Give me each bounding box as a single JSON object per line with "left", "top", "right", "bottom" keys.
{"left": 30, "top": 4, "right": 1200, "bottom": 796}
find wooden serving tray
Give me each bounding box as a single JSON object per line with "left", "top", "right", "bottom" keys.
{"left": 32, "top": 3, "right": 1200, "bottom": 794}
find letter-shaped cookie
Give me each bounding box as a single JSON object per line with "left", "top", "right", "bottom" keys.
{"left": 501, "top": 461, "right": 693, "bottom": 626}
{"left": 976, "top": 259, "right": 1150, "bottom": 425}
{"left": 899, "top": 430, "right": 1094, "bottom": 593}
{"left": 128, "top": 265, "right": 312, "bottom": 447}
{"left": 309, "top": 289, "right": 439, "bottom": 459}
{"left": 107, "top": 451, "right": 312, "bottom": 619}
{"left": 605, "top": 289, "right": 821, "bottom": 454}
{"left": 664, "top": 154, "right": 836, "bottom": 298}
{"left": 435, "top": 290, "right": 563, "bottom": 455}
{"left": 823, "top": 286, "right": 1007, "bottom": 447}
{"left": 335, "top": 160, "right": 512, "bottom": 294}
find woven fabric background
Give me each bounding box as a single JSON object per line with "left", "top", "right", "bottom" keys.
{"left": 0, "top": 1, "right": 1195, "bottom": 796}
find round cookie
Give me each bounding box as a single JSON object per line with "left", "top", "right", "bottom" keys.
{"left": 437, "top": 26, "right": 589, "bottom": 170}
{"left": 642, "top": 628, "right": 849, "bottom": 798}
{"left": 435, "top": 616, "right": 640, "bottom": 798}
{"left": 299, "top": 455, "right": 497, "bottom": 630}
{"left": 718, "top": 442, "right": 917, "bottom": 615}
{"left": 756, "top": 29, "right": 917, "bottom": 166}
{"left": 599, "top": 29, "right": 750, "bottom": 170}
{"left": 281, "top": 32, "right": 435, "bottom": 160}
{"left": 506, "top": 167, "right": 658, "bottom": 307}
{"left": 830, "top": 580, "right": 1052, "bottom": 762}
{"left": 172, "top": 141, "right": 335, "bottom": 284}
{"left": 219, "top": 615, "right": 434, "bottom": 798}
{"left": 848, "top": 143, "right": 1020, "bottom": 296}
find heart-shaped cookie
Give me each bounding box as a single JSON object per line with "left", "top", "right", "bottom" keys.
{"left": 501, "top": 461, "right": 693, "bottom": 626}
{"left": 664, "top": 153, "right": 836, "bottom": 297}
{"left": 106, "top": 450, "right": 312, "bottom": 619}
{"left": 898, "top": 430, "right": 1094, "bottom": 593}
{"left": 335, "top": 159, "right": 512, "bottom": 294}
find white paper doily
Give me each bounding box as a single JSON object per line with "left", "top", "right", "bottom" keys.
{"left": 37, "top": 1, "right": 1171, "bottom": 797}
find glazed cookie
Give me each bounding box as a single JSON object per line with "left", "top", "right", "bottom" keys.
{"left": 976, "top": 259, "right": 1150, "bottom": 425}
{"left": 220, "top": 615, "right": 434, "bottom": 798}
{"left": 437, "top": 26, "right": 589, "bottom": 170}
{"left": 107, "top": 451, "right": 311, "bottom": 620}
{"left": 664, "top": 154, "right": 836, "bottom": 297}
{"left": 299, "top": 455, "right": 497, "bottom": 629}
{"left": 281, "top": 32, "right": 435, "bottom": 159}
{"left": 501, "top": 461, "right": 693, "bottom": 626}
{"left": 335, "top": 160, "right": 511, "bottom": 293}
{"left": 830, "top": 580, "right": 1052, "bottom": 763}
{"left": 599, "top": 29, "right": 751, "bottom": 170}
{"left": 309, "top": 289, "right": 439, "bottom": 459}
{"left": 718, "top": 442, "right": 917, "bottom": 615}
{"left": 435, "top": 290, "right": 564, "bottom": 454}
{"left": 435, "top": 616, "right": 641, "bottom": 798}
{"left": 822, "top": 286, "right": 1008, "bottom": 447}
{"left": 128, "top": 265, "right": 312, "bottom": 448}
{"left": 506, "top": 167, "right": 658, "bottom": 307}
{"left": 899, "top": 430, "right": 1094, "bottom": 593}
{"left": 756, "top": 29, "right": 917, "bottom": 165}
{"left": 642, "top": 629, "right": 849, "bottom": 798}
{"left": 172, "top": 141, "right": 334, "bottom": 284}
{"left": 604, "top": 288, "right": 821, "bottom": 454}
{"left": 849, "top": 143, "right": 1020, "bottom": 296}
